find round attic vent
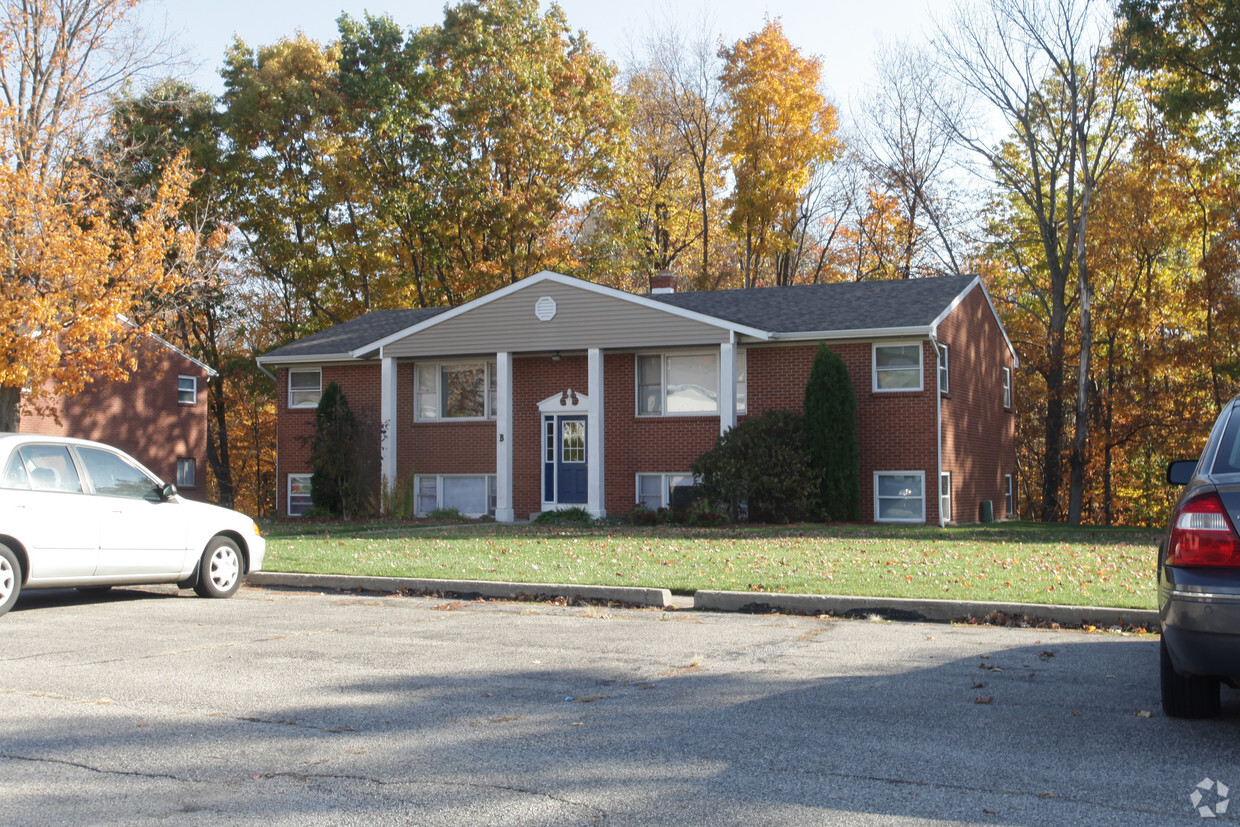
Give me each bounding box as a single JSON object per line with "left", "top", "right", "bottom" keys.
{"left": 535, "top": 296, "right": 557, "bottom": 321}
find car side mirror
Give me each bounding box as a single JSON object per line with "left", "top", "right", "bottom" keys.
{"left": 158, "top": 482, "right": 178, "bottom": 501}
{"left": 1167, "top": 460, "right": 1198, "bottom": 486}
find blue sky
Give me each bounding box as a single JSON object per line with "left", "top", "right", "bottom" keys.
{"left": 139, "top": 0, "right": 939, "bottom": 108}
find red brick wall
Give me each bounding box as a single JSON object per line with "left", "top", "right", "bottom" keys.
{"left": 937, "top": 286, "right": 1018, "bottom": 520}
{"left": 744, "top": 341, "right": 940, "bottom": 523}
{"left": 275, "top": 363, "right": 383, "bottom": 515}
{"left": 20, "top": 340, "right": 212, "bottom": 500}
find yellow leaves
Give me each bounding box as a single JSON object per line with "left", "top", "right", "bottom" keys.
{"left": 0, "top": 110, "right": 200, "bottom": 405}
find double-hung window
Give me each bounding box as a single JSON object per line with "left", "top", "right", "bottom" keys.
{"left": 289, "top": 369, "right": 322, "bottom": 408}
{"left": 939, "top": 472, "right": 951, "bottom": 522}
{"left": 637, "top": 350, "right": 747, "bottom": 416}
{"left": 937, "top": 343, "right": 949, "bottom": 394}
{"left": 415, "top": 474, "right": 496, "bottom": 517}
{"left": 177, "top": 458, "right": 196, "bottom": 489}
{"left": 416, "top": 361, "right": 498, "bottom": 421}
{"left": 1002, "top": 366, "right": 1012, "bottom": 409}
{"left": 1005, "top": 474, "right": 1015, "bottom": 518}
{"left": 177, "top": 375, "right": 197, "bottom": 405}
{"left": 875, "top": 471, "right": 925, "bottom": 523}
{"left": 873, "top": 344, "right": 923, "bottom": 391}
{"left": 288, "top": 474, "right": 313, "bottom": 516}
{"left": 636, "top": 473, "right": 695, "bottom": 509}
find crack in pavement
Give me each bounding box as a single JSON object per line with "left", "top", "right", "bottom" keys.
{"left": 1, "top": 752, "right": 188, "bottom": 783}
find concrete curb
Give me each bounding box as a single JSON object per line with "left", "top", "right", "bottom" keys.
{"left": 248, "top": 572, "right": 1159, "bottom": 628}
{"left": 248, "top": 572, "right": 674, "bottom": 609}
{"left": 692, "top": 590, "right": 1160, "bottom": 627}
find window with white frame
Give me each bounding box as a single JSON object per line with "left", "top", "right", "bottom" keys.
{"left": 415, "top": 361, "right": 498, "bottom": 421}
{"left": 177, "top": 458, "right": 196, "bottom": 488}
{"left": 1005, "top": 474, "right": 1015, "bottom": 518}
{"left": 636, "top": 473, "right": 695, "bottom": 510}
{"left": 177, "top": 375, "right": 197, "bottom": 405}
{"left": 875, "top": 471, "right": 925, "bottom": 523}
{"left": 636, "top": 350, "right": 746, "bottom": 416}
{"left": 288, "top": 369, "right": 322, "bottom": 408}
{"left": 939, "top": 472, "right": 951, "bottom": 522}
{"left": 415, "top": 474, "right": 497, "bottom": 517}
{"left": 937, "top": 343, "right": 949, "bottom": 394}
{"left": 1002, "top": 366, "right": 1012, "bottom": 408}
{"left": 288, "top": 474, "right": 313, "bottom": 516}
{"left": 873, "top": 344, "right": 923, "bottom": 391}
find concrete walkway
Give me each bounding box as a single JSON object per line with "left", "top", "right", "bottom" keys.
{"left": 247, "top": 571, "right": 1159, "bottom": 629}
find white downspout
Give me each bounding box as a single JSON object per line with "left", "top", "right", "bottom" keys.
{"left": 930, "top": 330, "right": 944, "bottom": 527}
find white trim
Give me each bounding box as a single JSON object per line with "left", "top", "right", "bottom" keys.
{"left": 414, "top": 474, "right": 496, "bottom": 518}
{"left": 927, "top": 276, "right": 1020, "bottom": 368}
{"left": 636, "top": 349, "right": 723, "bottom": 417}
{"left": 380, "top": 356, "right": 397, "bottom": 510}
{"left": 719, "top": 340, "right": 737, "bottom": 435}
{"left": 874, "top": 471, "right": 926, "bottom": 524}
{"left": 362, "top": 270, "right": 771, "bottom": 359}
{"left": 177, "top": 375, "right": 198, "bottom": 405}
{"left": 496, "top": 352, "right": 514, "bottom": 522}
{"left": 587, "top": 348, "right": 604, "bottom": 518}
{"left": 872, "top": 342, "right": 924, "bottom": 393}
{"left": 770, "top": 325, "right": 930, "bottom": 342}
{"left": 414, "top": 359, "right": 497, "bottom": 421}
{"left": 636, "top": 472, "right": 695, "bottom": 509}
{"left": 937, "top": 342, "right": 949, "bottom": 394}
{"left": 288, "top": 367, "right": 322, "bottom": 409}
{"left": 537, "top": 389, "right": 588, "bottom": 413}
{"left": 288, "top": 473, "right": 313, "bottom": 516}
{"left": 939, "top": 471, "right": 951, "bottom": 524}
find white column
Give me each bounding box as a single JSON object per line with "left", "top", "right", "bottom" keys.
{"left": 587, "top": 347, "right": 605, "bottom": 518}
{"left": 719, "top": 340, "right": 737, "bottom": 435}
{"left": 380, "top": 356, "right": 398, "bottom": 513}
{"left": 495, "top": 351, "right": 515, "bottom": 522}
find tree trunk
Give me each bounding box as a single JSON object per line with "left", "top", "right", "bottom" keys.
{"left": 0, "top": 385, "right": 20, "bottom": 432}
{"left": 207, "top": 375, "right": 235, "bottom": 508}
{"left": 1067, "top": 265, "right": 1092, "bottom": 525}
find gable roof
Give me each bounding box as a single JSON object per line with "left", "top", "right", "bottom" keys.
{"left": 257, "top": 272, "right": 1016, "bottom": 366}
{"left": 649, "top": 274, "right": 980, "bottom": 335}
{"left": 259, "top": 307, "right": 447, "bottom": 364}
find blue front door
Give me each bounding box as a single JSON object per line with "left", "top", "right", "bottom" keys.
{"left": 555, "top": 416, "right": 587, "bottom": 504}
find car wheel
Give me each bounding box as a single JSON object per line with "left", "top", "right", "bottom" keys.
{"left": 1161, "top": 634, "right": 1221, "bottom": 718}
{"left": 193, "top": 536, "right": 243, "bottom": 599}
{"left": 0, "top": 543, "right": 20, "bottom": 617}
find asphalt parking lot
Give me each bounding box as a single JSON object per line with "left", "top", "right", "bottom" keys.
{"left": 1, "top": 584, "right": 1238, "bottom": 825}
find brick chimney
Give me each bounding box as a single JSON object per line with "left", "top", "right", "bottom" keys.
{"left": 650, "top": 271, "right": 677, "bottom": 294}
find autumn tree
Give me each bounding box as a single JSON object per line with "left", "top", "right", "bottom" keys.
{"left": 934, "top": 0, "right": 1130, "bottom": 523}
{"left": 719, "top": 20, "right": 841, "bottom": 287}
{"left": 0, "top": 0, "right": 196, "bottom": 432}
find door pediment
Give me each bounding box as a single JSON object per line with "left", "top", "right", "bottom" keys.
{"left": 538, "top": 389, "right": 588, "bottom": 413}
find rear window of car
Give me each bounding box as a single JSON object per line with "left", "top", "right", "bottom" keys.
{"left": 1212, "top": 409, "right": 1240, "bottom": 474}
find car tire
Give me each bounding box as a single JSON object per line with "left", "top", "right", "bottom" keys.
{"left": 1161, "top": 634, "right": 1221, "bottom": 718}
{"left": 0, "top": 543, "right": 20, "bottom": 617}
{"left": 193, "top": 536, "right": 243, "bottom": 599}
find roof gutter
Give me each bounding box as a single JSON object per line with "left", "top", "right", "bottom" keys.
{"left": 768, "top": 325, "right": 931, "bottom": 342}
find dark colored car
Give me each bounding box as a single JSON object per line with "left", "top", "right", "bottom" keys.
{"left": 1161, "top": 396, "right": 1240, "bottom": 717}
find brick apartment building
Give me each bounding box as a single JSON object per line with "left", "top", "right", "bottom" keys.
{"left": 258, "top": 271, "right": 1019, "bottom": 524}
{"left": 20, "top": 334, "right": 216, "bottom": 500}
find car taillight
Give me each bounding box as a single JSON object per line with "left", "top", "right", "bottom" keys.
{"left": 1168, "top": 492, "right": 1240, "bottom": 566}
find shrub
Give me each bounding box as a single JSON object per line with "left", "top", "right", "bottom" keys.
{"left": 534, "top": 506, "right": 594, "bottom": 524}
{"left": 427, "top": 507, "right": 467, "bottom": 522}
{"left": 311, "top": 382, "right": 369, "bottom": 519}
{"left": 804, "top": 343, "right": 861, "bottom": 521}
{"left": 691, "top": 409, "right": 817, "bottom": 523}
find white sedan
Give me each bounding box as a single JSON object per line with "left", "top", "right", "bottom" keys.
{"left": 0, "top": 434, "right": 265, "bottom": 616}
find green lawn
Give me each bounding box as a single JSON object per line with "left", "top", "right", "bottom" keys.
{"left": 261, "top": 520, "right": 1162, "bottom": 610}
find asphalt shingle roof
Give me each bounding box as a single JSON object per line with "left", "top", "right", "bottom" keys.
{"left": 261, "top": 307, "right": 447, "bottom": 361}
{"left": 259, "top": 275, "right": 982, "bottom": 363}
{"left": 648, "top": 274, "right": 979, "bottom": 333}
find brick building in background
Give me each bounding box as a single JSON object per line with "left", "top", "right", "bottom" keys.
{"left": 259, "top": 271, "right": 1018, "bottom": 524}
{"left": 20, "top": 334, "right": 216, "bottom": 500}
